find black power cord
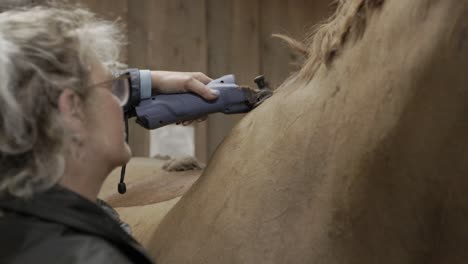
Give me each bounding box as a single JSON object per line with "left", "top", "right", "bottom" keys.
{"left": 117, "top": 113, "right": 129, "bottom": 194}
{"left": 117, "top": 68, "right": 140, "bottom": 195}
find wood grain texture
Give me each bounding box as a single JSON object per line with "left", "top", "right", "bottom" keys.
{"left": 127, "top": 0, "right": 209, "bottom": 159}
{"left": 260, "top": 0, "right": 332, "bottom": 89}
{"left": 125, "top": 0, "right": 154, "bottom": 157}
{"left": 0, "top": 0, "right": 33, "bottom": 10}
{"left": 207, "top": 0, "right": 333, "bottom": 158}
{"left": 206, "top": 0, "right": 260, "bottom": 157}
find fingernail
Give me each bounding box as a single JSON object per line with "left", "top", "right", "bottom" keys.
{"left": 210, "top": 89, "right": 220, "bottom": 96}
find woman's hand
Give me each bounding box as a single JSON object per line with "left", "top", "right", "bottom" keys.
{"left": 150, "top": 71, "right": 216, "bottom": 125}
{"left": 150, "top": 71, "right": 219, "bottom": 100}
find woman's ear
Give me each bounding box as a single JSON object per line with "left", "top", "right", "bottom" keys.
{"left": 58, "top": 88, "right": 86, "bottom": 133}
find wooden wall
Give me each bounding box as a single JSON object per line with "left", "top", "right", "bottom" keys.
{"left": 37, "top": 0, "right": 332, "bottom": 162}
{"left": 206, "top": 0, "right": 332, "bottom": 159}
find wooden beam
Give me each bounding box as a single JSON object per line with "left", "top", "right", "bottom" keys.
{"left": 259, "top": 0, "right": 332, "bottom": 89}
{"left": 206, "top": 0, "right": 261, "bottom": 158}
{"left": 128, "top": 0, "right": 208, "bottom": 159}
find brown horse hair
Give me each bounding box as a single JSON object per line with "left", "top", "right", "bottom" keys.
{"left": 274, "top": 0, "right": 384, "bottom": 84}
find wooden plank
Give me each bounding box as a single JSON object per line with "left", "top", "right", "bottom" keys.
{"left": 206, "top": 0, "right": 261, "bottom": 158}
{"left": 0, "top": 0, "right": 33, "bottom": 10}
{"left": 128, "top": 0, "right": 208, "bottom": 159}
{"left": 126, "top": 0, "right": 153, "bottom": 157}
{"left": 67, "top": 0, "right": 129, "bottom": 62}
{"left": 206, "top": 0, "right": 331, "bottom": 159}
{"left": 134, "top": 0, "right": 207, "bottom": 71}
{"left": 260, "top": 0, "right": 333, "bottom": 90}
{"left": 206, "top": 0, "right": 232, "bottom": 158}
{"left": 34, "top": 0, "right": 128, "bottom": 61}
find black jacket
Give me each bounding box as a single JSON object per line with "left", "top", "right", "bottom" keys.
{"left": 0, "top": 185, "right": 153, "bottom": 264}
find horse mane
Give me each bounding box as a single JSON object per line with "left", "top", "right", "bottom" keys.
{"left": 275, "top": 0, "right": 384, "bottom": 82}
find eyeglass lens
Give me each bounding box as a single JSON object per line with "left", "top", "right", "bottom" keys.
{"left": 111, "top": 77, "right": 130, "bottom": 106}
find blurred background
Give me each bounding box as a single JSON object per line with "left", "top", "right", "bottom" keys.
{"left": 9, "top": 0, "right": 332, "bottom": 163}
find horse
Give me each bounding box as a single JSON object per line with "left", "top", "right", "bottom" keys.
{"left": 146, "top": 0, "right": 468, "bottom": 263}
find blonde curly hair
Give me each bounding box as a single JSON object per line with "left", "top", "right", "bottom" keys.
{"left": 0, "top": 3, "right": 126, "bottom": 197}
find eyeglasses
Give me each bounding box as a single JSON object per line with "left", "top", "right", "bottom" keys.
{"left": 89, "top": 72, "right": 131, "bottom": 107}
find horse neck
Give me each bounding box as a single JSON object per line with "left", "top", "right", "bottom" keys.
{"left": 151, "top": 1, "right": 468, "bottom": 262}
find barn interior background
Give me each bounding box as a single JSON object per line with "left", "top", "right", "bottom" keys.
{"left": 29, "top": 0, "right": 332, "bottom": 163}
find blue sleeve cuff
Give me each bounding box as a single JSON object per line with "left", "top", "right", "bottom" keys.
{"left": 139, "top": 70, "right": 152, "bottom": 100}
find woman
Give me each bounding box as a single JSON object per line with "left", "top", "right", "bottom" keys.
{"left": 0, "top": 4, "right": 217, "bottom": 264}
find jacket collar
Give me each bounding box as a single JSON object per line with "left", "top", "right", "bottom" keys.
{"left": 0, "top": 185, "right": 153, "bottom": 264}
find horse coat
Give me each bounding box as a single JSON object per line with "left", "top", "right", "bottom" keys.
{"left": 99, "top": 157, "right": 202, "bottom": 246}
{"left": 148, "top": 0, "right": 468, "bottom": 263}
